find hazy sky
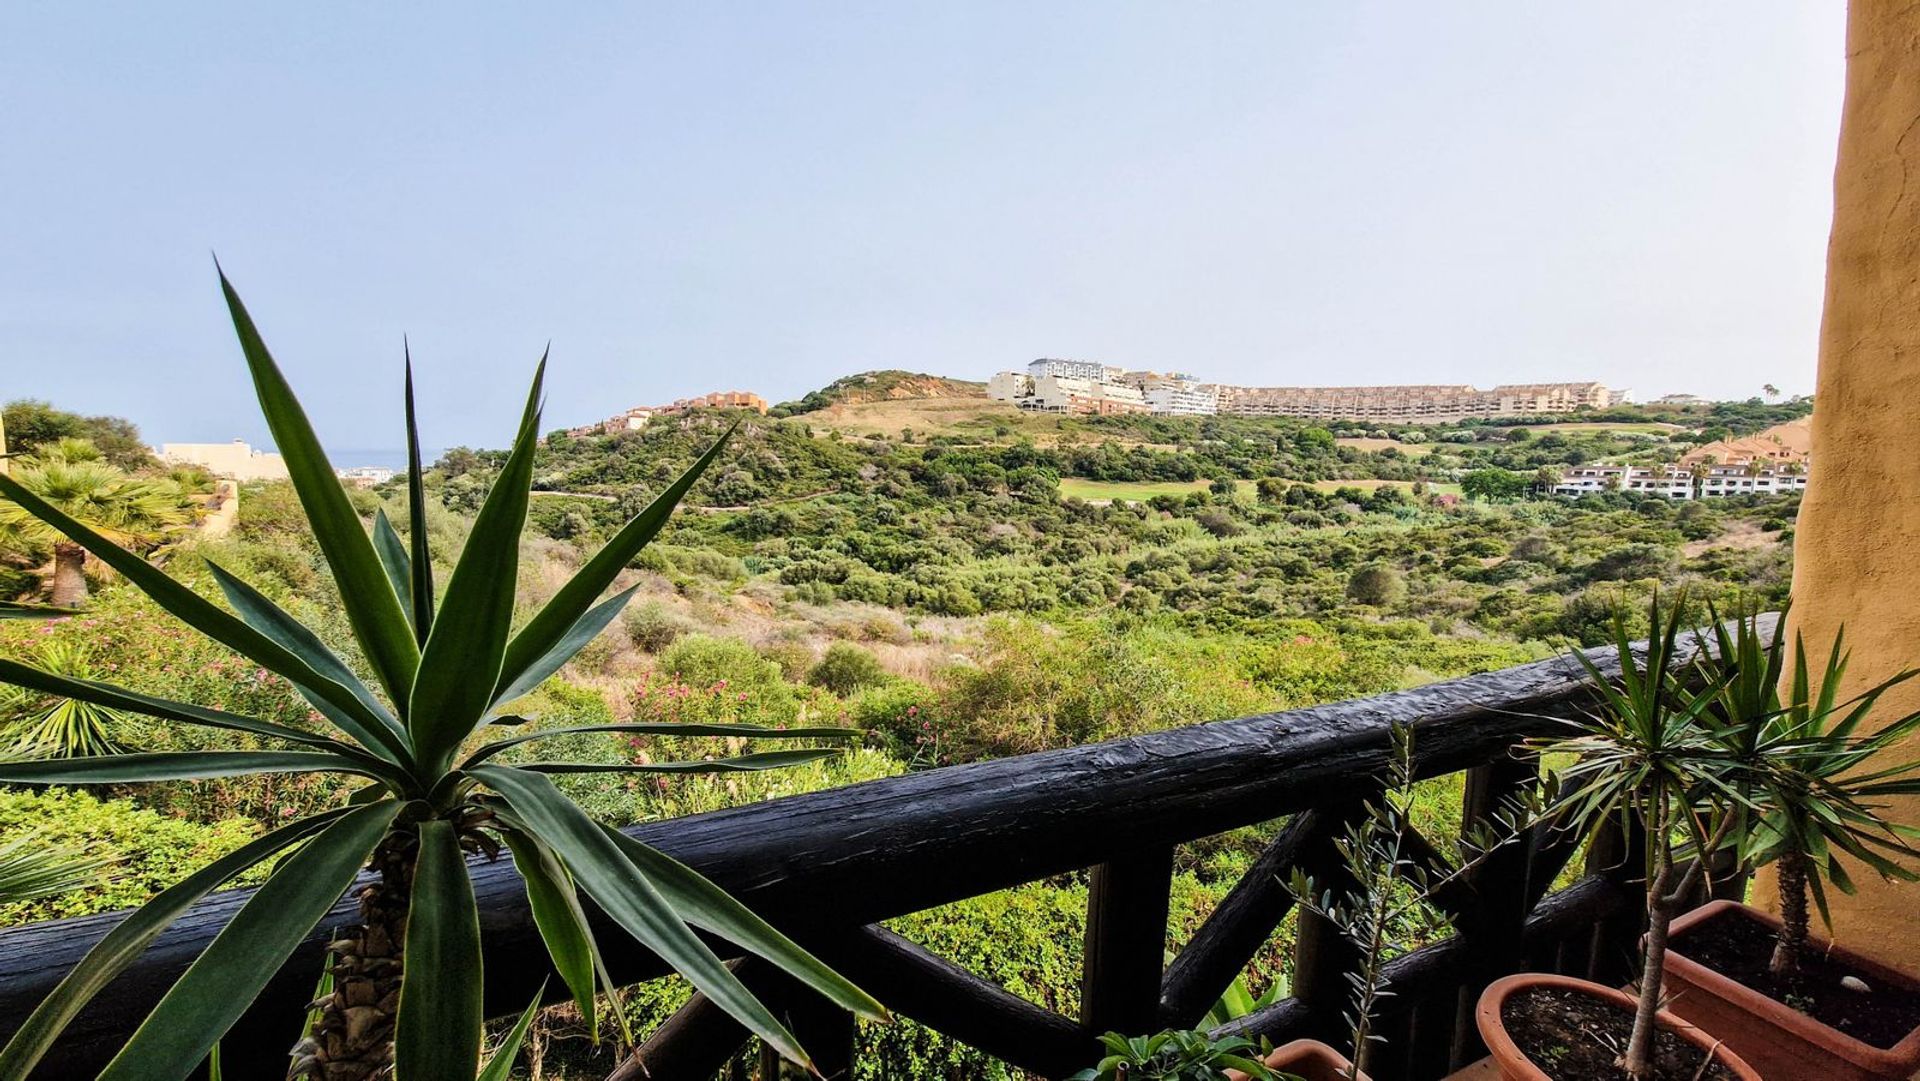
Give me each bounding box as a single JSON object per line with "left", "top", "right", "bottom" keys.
{"left": 3, "top": 3, "right": 1845, "bottom": 452}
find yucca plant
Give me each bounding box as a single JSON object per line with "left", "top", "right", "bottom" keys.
{"left": 1532, "top": 591, "right": 1741, "bottom": 1081}
{"left": 0, "top": 830, "right": 108, "bottom": 906}
{"left": 0, "top": 270, "right": 884, "bottom": 1081}
{"left": 1697, "top": 606, "right": 1920, "bottom": 979}
{"left": 3, "top": 641, "right": 124, "bottom": 757}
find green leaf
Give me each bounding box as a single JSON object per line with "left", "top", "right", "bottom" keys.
{"left": 476, "top": 986, "right": 545, "bottom": 1081}
{"left": 409, "top": 357, "right": 546, "bottom": 770}
{"left": 471, "top": 765, "right": 811, "bottom": 1068}
{"left": 404, "top": 349, "right": 436, "bottom": 645}
{"left": 0, "top": 656, "right": 374, "bottom": 759}
{"left": 0, "top": 750, "right": 373, "bottom": 785}
{"left": 516, "top": 748, "right": 840, "bottom": 774}
{"left": 202, "top": 559, "right": 411, "bottom": 763}
{"left": 217, "top": 267, "right": 420, "bottom": 707}
{"left": 497, "top": 426, "right": 735, "bottom": 703}
{"left": 0, "top": 600, "right": 68, "bottom": 620}
{"left": 488, "top": 585, "right": 639, "bottom": 713}
{"left": 0, "top": 809, "right": 351, "bottom": 1079}
{"left": 396, "top": 819, "right": 483, "bottom": 1081}
{"left": 372, "top": 508, "right": 414, "bottom": 626}
{"left": 464, "top": 722, "right": 855, "bottom": 768}
{"left": 95, "top": 800, "right": 401, "bottom": 1081}
{"left": 0, "top": 472, "right": 407, "bottom": 754}
{"left": 501, "top": 829, "right": 600, "bottom": 1037}
{"left": 601, "top": 826, "right": 885, "bottom": 1021}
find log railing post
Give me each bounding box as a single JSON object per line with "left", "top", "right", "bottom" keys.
{"left": 1446, "top": 751, "right": 1539, "bottom": 1073}
{"left": 1081, "top": 845, "right": 1175, "bottom": 1039}
{"left": 1287, "top": 799, "right": 1368, "bottom": 1051}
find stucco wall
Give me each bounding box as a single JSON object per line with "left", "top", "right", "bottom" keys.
{"left": 1779, "top": 0, "right": 1920, "bottom": 968}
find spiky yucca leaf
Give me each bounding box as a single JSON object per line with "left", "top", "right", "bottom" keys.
{"left": 0, "top": 271, "right": 879, "bottom": 1080}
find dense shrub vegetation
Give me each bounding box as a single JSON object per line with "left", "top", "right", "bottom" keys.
{"left": 0, "top": 391, "right": 1807, "bottom": 1078}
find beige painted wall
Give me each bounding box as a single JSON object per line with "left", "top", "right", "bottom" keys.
{"left": 1780, "top": 0, "right": 1920, "bottom": 969}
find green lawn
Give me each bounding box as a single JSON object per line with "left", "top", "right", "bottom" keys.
{"left": 1057, "top": 478, "right": 1216, "bottom": 502}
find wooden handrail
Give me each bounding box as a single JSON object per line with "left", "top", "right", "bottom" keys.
{"left": 0, "top": 616, "right": 1771, "bottom": 1078}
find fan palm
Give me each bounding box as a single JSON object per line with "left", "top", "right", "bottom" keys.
{"left": 0, "top": 270, "right": 883, "bottom": 1081}
{"left": 0, "top": 441, "right": 193, "bottom": 607}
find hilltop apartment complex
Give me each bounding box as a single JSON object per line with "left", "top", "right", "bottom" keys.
{"left": 986, "top": 360, "right": 1627, "bottom": 423}
{"left": 566, "top": 390, "right": 768, "bottom": 438}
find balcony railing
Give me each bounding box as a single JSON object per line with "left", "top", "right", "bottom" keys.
{"left": 0, "top": 621, "right": 1764, "bottom": 1080}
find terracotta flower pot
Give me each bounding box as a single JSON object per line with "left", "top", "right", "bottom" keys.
{"left": 1661, "top": 899, "right": 1920, "bottom": 1081}
{"left": 1225, "top": 1038, "right": 1368, "bottom": 1081}
{"left": 1475, "top": 972, "right": 1760, "bottom": 1081}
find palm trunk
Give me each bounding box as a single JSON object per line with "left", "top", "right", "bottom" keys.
{"left": 292, "top": 832, "right": 414, "bottom": 1080}
{"left": 1770, "top": 849, "right": 1811, "bottom": 979}
{"left": 49, "top": 541, "right": 88, "bottom": 607}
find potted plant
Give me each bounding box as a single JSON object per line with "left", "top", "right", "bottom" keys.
{"left": 0, "top": 272, "right": 885, "bottom": 1079}
{"left": 1285, "top": 724, "right": 1534, "bottom": 1080}
{"left": 1657, "top": 606, "right": 1920, "bottom": 1080}
{"left": 1069, "top": 1028, "right": 1289, "bottom": 1081}
{"left": 1481, "top": 593, "right": 1761, "bottom": 1081}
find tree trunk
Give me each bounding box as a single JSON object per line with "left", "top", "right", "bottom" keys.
{"left": 49, "top": 541, "right": 88, "bottom": 608}
{"left": 1769, "top": 849, "right": 1810, "bottom": 978}
{"left": 1622, "top": 860, "right": 1673, "bottom": 1081}
{"left": 292, "top": 832, "right": 414, "bottom": 1081}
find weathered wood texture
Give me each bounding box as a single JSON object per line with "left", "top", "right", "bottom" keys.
{"left": 0, "top": 619, "right": 1767, "bottom": 1078}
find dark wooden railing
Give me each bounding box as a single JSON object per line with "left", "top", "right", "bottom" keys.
{"left": 0, "top": 622, "right": 1763, "bottom": 1080}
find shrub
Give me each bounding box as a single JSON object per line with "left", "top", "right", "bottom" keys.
{"left": 655, "top": 635, "right": 801, "bottom": 724}
{"left": 1346, "top": 563, "right": 1406, "bottom": 607}
{"left": 622, "top": 600, "right": 692, "bottom": 654}
{"left": 0, "top": 789, "right": 259, "bottom": 923}
{"left": 808, "top": 642, "right": 888, "bottom": 696}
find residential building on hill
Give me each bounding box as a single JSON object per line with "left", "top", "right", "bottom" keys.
{"left": 562, "top": 390, "right": 767, "bottom": 438}
{"left": 987, "top": 363, "right": 1626, "bottom": 422}
{"left": 1679, "top": 415, "right": 1812, "bottom": 469}
{"left": 1552, "top": 462, "right": 1808, "bottom": 500}
{"left": 158, "top": 440, "right": 290, "bottom": 481}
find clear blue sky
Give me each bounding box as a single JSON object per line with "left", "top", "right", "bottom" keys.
{"left": 2, "top": 2, "right": 1844, "bottom": 452}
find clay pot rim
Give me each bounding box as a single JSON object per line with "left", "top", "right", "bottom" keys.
{"left": 1665, "top": 898, "right": 1920, "bottom": 1062}
{"left": 1224, "top": 1038, "right": 1368, "bottom": 1081}
{"left": 1475, "top": 971, "right": 1761, "bottom": 1081}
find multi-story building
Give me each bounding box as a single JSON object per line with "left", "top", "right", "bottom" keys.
{"left": 158, "top": 440, "right": 291, "bottom": 481}
{"left": 1018, "top": 375, "right": 1150, "bottom": 415}
{"left": 986, "top": 371, "right": 1031, "bottom": 402}
{"left": 1128, "top": 372, "right": 1219, "bottom": 415}
{"left": 1490, "top": 382, "right": 1624, "bottom": 414}
{"left": 1552, "top": 463, "right": 1808, "bottom": 500}
{"left": 1027, "top": 358, "right": 1115, "bottom": 382}
{"left": 1211, "top": 381, "right": 1627, "bottom": 423}
{"left": 662, "top": 391, "right": 768, "bottom": 415}
{"left": 561, "top": 390, "right": 767, "bottom": 439}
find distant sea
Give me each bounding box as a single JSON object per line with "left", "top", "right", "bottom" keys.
{"left": 325, "top": 448, "right": 444, "bottom": 471}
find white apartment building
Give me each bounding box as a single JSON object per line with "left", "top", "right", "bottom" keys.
{"left": 1553, "top": 463, "right": 1808, "bottom": 500}
{"left": 986, "top": 371, "right": 1031, "bottom": 402}
{"left": 1027, "top": 358, "right": 1115, "bottom": 382}
{"left": 158, "top": 440, "right": 291, "bottom": 481}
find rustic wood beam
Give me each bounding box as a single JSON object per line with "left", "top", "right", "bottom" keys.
{"left": 0, "top": 621, "right": 1762, "bottom": 1077}
{"left": 1081, "top": 845, "right": 1175, "bottom": 1039}
{"left": 1157, "top": 811, "right": 1331, "bottom": 1027}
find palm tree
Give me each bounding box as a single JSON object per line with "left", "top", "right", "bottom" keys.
{"left": 0, "top": 440, "right": 193, "bottom": 606}
{"left": 0, "top": 272, "right": 884, "bottom": 1081}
